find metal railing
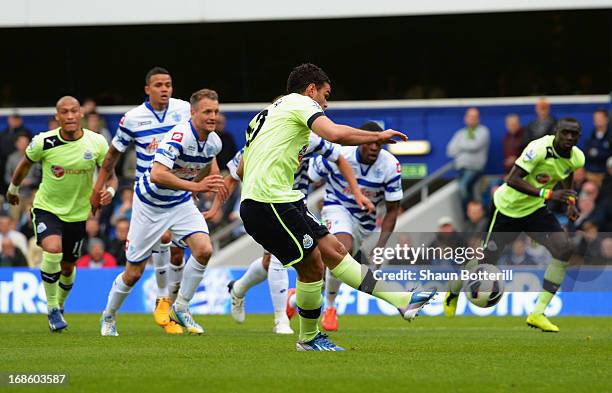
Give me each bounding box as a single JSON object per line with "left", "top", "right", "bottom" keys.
{"left": 401, "top": 161, "right": 455, "bottom": 203}
{"left": 211, "top": 161, "right": 456, "bottom": 250}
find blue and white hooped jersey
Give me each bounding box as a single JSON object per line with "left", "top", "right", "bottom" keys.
{"left": 228, "top": 132, "right": 340, "bottom": 196}
{"left": 112, "top": 98, "right": 191, "bottom": 180}
{"left": 135, "top": 121, "right": 222, "bottom": 208}
{"left": 308, "top": 146, "right": 403, "bottom": 231}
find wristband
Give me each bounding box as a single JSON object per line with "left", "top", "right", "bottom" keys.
{"left": 539, "top": 189, "right": 552, "bottom": 200}
{"left": 8, "top": 183, "right": 20, "bottom": 195}
{"left": 106, "top": 187, "right": 116, "bottom": 198}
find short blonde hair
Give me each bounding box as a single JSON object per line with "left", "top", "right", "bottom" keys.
{"left": 190, "top": 89, "right": 219, "bottom": 108}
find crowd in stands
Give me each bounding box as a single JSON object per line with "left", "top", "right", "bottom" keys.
{"left": 0, "top": 97, "right": 611, "bottom": 268}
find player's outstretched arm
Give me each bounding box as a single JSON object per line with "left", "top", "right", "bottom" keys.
{"left": 311, "top": 116, "right": 407, "bottom": 146}
{"left": 150, "top": 162, "right": 227, "bottom": 195}
{"left": 335, "top": 155, "right": 374, "bottom": 213}
{"left": 506, "top": 165, "right": 577, "bottom": 203}
{"left": 6, "top": 157, "right": 34, "bottom": 205}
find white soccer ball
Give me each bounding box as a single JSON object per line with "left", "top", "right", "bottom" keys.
{"left": 463, "top": 264, "right": 505, "bottom": 308}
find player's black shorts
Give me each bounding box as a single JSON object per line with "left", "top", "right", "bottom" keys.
{"left": 240, "top": 199, "right": 329, "bottom": 266}
{"left": 32, "top": 208, "right": 86, "bottom": 263}
{"left": 483, "top": 203, "right": 565, "bottom": 261}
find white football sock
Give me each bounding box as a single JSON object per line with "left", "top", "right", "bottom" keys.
{"left": 174, "top": 256, "right": 206, "bottom": 311}
{"left": 152, "top": 243, "right": 170, "bottom": 298}
{"left": 233, "top": 257, "right": 267, "bottom": 298}
{"left": 168, "top": 259, "right": 185, "bottom": 303}
{"left": 267, "top": 256, "right": 289, "bottom": 323}
{"left": 103, "top": 272, "right": 133, "bottom": 317}
{"left": 325, "top": 267, "right": 342, "bottom": 308}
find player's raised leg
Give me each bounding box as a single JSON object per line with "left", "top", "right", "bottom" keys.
{"left": 318, "top": 234, "right": 437, "bottom": 322}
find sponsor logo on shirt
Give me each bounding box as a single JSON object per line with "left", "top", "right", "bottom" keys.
{"left": 146, "top": 137, "right": 159, "bottom": 154}
{"left": 50, "top": 165, "right": 91, "bottom": 178}
{"left": 524, "top": 149, "right": 536, "bottom": 162}
{"left": 535, "top": 173, "right": 551, "bottom": 184}
{"left": 171, "top": 132, "right": 184, "bottom": 142}
{"left": 51, "top": 165, "right": 65, "bottom": 178}
{"left": 119, "top": 116, "right": 126, "bottom": 126}
{"left": 138, "top": 121, "right": 152, "bottom": 126}
{"left": 396, "top": 162, "right": 401, "bottom": 173}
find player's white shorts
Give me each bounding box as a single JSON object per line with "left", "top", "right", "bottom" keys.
{"left": 126, "top": 195, "right": 209, "bottom": 264}
{"left": 321, "top": 204, "right": 370, "bottom": 254}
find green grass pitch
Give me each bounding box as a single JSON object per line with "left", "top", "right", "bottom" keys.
{"left": 1, "top": 314, "right": 610, "bottom": 393}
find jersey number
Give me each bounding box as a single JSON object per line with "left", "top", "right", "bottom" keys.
{"left": 245, "top": 110, "right": 268, "bottom": 147}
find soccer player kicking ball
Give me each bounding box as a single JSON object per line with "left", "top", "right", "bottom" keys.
{"left": 444, "top": 118, "right": 584, "bottom": 332}
{"left": 92, "top": 67, "right": 192, "bottom": 334}
{"left": 308, "top": 121, "right": 403, "bottom": 332}
{"left": 216, "top": 133, "right": 372, "bottom": 334}
{"left": 239, "top": 63, "right": 436, "bottom": 351}
{"left": 7, "top": 96, "right": 116, "bottom": 332}
{"left": 100, "top": 89, "right": 228, "bottom": 336}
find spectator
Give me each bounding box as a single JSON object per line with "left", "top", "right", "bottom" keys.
{"left": 499, "top": 235, "right": 536, "bottom": 266}
{"left": 0, "top": 113, "right": 32, "bottom": 194}
{"left": 76, "top": 238, "right": 117, "bottom": 269}
{"left": 26, "top": 237, "right": 42, "bottom": 268}
{"left": 85, "top": 111, "right": 112, "bottom": 143}
{"left": 523, "top": 97, "right": 556, "bottom": 146}
{"left": 80, "top": 98, "right": 107, "bottom": 130}
{"left": 464, "top": 200, "right": 487, "bottom": 234}
{"left": 215, "top": 113, "right": 238, "bottom": 170}
{"left": 83, "top": 216, "right": 101, "bottom": 253}
{"left": 0, "top": 215, "right": 28, "bottom": 258}
{"left": 572, "top": 167, "right": 587, "bottom": 194}
{"left": 584, "top": 109, "right": 612, "bottom": 186}
{"left": 573, "top": 196, "right": 599, "bottom": 230}
{"left": 447, "top": 107, "right": 490, "bottom": 209}
{"left": 600, "top": 237, "right": 612, "bottom": 264}
{"left": 111, "top": 188, "right": 133, "bottom": 226}
{"left": 4, "top": 134, "right": 41, "bottom": 197}
{"left": 577, "top": 221, "right": 603, "bottom": 264}
{"left": 427, "top": 216, "right": 466, "bottom": 264}
{"left": 16, "top": 192, "right": 36, "bottom": 239}
{"left": 47, "top": 116, "right": 59, "bottom": 130}
{"left": 0, "top": 237, "right": 27, "bottom": 267}
{"left": 107, "top": 218, "right": 129, "bottom": 266}
{"left": 502, "top": 113, "right": 524, "bottom": 174}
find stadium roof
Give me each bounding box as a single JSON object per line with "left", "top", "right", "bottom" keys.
{"left": 1, "top": 0, "right": 611, "bottom": 27}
